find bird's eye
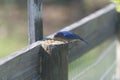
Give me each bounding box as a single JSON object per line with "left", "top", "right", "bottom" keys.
{"left": 54, "top": 33, "right": 63, "bottom": 38}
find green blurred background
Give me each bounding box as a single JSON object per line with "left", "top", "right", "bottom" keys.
{"left": 0, "top": 0, "right": 110, "bottom": 57}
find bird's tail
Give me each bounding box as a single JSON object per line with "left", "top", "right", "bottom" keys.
{"left": 79, "top": 38, "right": 88, "bottom": 44}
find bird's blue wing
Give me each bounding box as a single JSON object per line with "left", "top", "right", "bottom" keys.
{"left": 62, "top": 31, "right": 88, "bottom": 44}
{"left": 62, "top": 31, "right": 80, "bottom": 39}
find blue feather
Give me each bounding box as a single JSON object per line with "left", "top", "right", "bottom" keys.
{"left": 54, "top": 31, "right": 88, "bottom": 44}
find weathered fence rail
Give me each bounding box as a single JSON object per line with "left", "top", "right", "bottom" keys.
{"left": 0, "top": 3, "right": 119, "bottom": 80}
{"left": 0, "top": 42, "right": 41, "bottom": 80}
{"left": 60, "top": 4, "right": 117, "bottom": 62}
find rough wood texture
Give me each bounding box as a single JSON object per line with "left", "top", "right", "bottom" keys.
{"left": 28, "top": 0, "right": 43, "bottom": 44}
{"left": 0, "top": 42, "right": 41, "bottom": 80}
{"left": 0, "top": 4, "right": 118, "bottom": 80}
{"left": 41, "top": 43, "right": 68, "bottom": 80}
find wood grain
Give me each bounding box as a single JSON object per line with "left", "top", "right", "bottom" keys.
{"left": 0, "top": 4, "right": 118, "bottom": 80}
{"left": 41, "top": 43, "right": 68, "bottom": 80}
{"left": 28, "top": 0, "right": 43, "bottom": 44}
{"left": 0, "top": 42, "right": 41, "bottom": 80}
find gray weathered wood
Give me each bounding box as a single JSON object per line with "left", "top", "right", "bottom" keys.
{"left": 0, "top": 4, "right": 118, "bottom": 80}
{"left": 49, "top": 4, "right": 117, "bottom": 62}
{"left": 28, "top": 0, "right": 43, "bottom": 44}
{"left": 0, "top": 42, "right": 41, "bottom": 80}
{"left": 115, "top": 13, "right": 120, "bottom": 80}
{"left": 0, "top": 41, "right": 69, "bottom": 80}
{"left": 41, "top": 43, "right": 68, "bottom": 80}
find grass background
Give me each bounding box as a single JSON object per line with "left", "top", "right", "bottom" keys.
{"left": 0, "top": 36, "right": 27, "bottom": 58}
{"left": 69, "top": 38, "right": 116, "bottom": 80}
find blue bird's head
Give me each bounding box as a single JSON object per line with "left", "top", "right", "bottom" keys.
{"left": 54, "top": 32, "right": 64, "bottom": 38}
{"left": 54, "top": 32, "right": 67, "bottom": 41}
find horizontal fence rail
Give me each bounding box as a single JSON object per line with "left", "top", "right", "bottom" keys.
{"left": 0, "top": 42, "right": 41, "bottom": 80}
{"left": 0, "top": 4, "right": 118, "bottom": 80}
{"left": 61, "top": 4, "right": 117, "bottom": 62}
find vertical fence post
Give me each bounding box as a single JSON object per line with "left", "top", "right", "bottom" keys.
{"left": 116, "top": 13, "right": 120, "bottom": 80}
{"left": 41, "top": 43, "right": 68, "bottom": 80}
{"left": 116, "top": 40, "right": 120, "bottom": 79}
{"left": 28, "top": 0, "right": 43, "bottom": 44}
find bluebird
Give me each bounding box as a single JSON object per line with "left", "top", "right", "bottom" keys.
{"left": 53, "top": 31, "right": 88, "bottom": 44}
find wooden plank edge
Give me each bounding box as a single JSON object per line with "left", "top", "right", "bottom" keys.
{"left": 0, "top": 41, "right": 42, "bottom": 65}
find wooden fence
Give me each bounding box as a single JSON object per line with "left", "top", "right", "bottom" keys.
{"left": 0, "top": 0, "right": 120, "bottom": 80}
